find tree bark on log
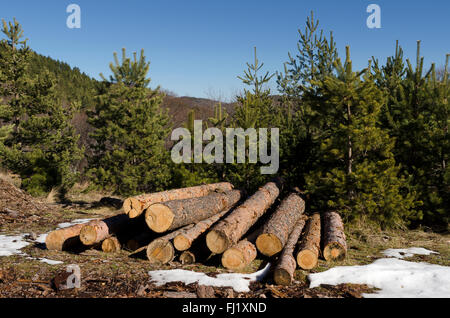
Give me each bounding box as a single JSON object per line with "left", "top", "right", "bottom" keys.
{"left": 173, "top": 207, "right": 231, "bottom": 251}
{"left": 45, "top": 223, "right": 89, "bottom": 251}
{"left": 102, "top": 236, "right": 121, "bottom": 253}
{"left": 273, "top": 218, "right": 306, "bottom": 286}
{"left": 206, "top": 179, "right": 283, "bottom": 254}
{"left": 146, "top": 224, "right": 195, "bottom": 264}
{"left": 145, "top": 189, "right": 242, "bottom": 233}
{"left": 296, "top": 213, "right": 321, "bottom": 269}
{"left": 123, "top": 182, "right": 234, "bottom": 218}
{"left": 256, "top": 191, "right": 305, "bottom": 256}
{"left": 321, "top": 211, "right": 347, "bottom": 261}
{"left": 79, "top": 213, "right": 130, "bottom": 246}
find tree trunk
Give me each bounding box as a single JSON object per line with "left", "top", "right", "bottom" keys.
{"left": 145, "top": 189, "right": 242, "bottom": 233}
{"left": 45, "top": 223, "right": 89, "bottom": 251}
{"left": 206, "top": 179, "right": 283, "bottom": 254}
{"left": 273, "top": 218, "right": 306, "bottom": 286}
{"left": 102, "top": 236, "right": 121, "bottom": 253}
{"left": 146, "top": 223, "right": 195, "bottom": 265}
{"left": 221, "top": 240, "right": 257, "bottom": 272}
{"left": 296, "top": 213, "right": 321, "bottom": 269}
{"left": 173, "top": 207, "right": 232, "bottom": 251}
{"left": 123, "top": 182, "right": 234, "bottom": 218}
{"left": 256, "top": 191, "right": 305, "bottom": 256}
{"left": 221, "top": 227, "right": 262, "bottom": 271}
{"left": 79, "top": 213, "right": 130, "bottom": 246}
{"left": 322, "top": 211, "right": 347, "bottom": 261}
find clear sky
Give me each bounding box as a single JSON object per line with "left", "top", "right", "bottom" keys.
{"left": 1, "top": 0, "right": 449, "bottom": 99}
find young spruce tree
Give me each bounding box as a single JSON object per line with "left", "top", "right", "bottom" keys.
{"left": 0, "top": 18, "right": 82, "bottom": 197}
{"left": 88, "top": 49, "right": 171, "bottom": 196}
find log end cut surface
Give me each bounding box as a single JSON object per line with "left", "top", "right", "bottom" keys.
{"left": 296, "top": 249, "right": 318, "bottom": 269}
{"left": 206, "top": 230, "right": 230, "bottom": 254}
{"left": 273, "top": 268, "right": 292, "bottom": 286}
{"left": 102, "top": 237, "right": 121, "bottom": 253}
{"left": 323, "top": 242, "right": 346, "bottom": 261}
{"left": 255, "top": 233, "right": 283, "bottom": 257}
{"left": 146, "top": 240, "right": 175, "bottom": 265}
{"left": 123, "top": 197, "right": 141, "bottom": 218}
{"left": 145, "top": 204, "right": 175, "bottom": 233}
{"left": 221, "top": 248, "right": 246, "bottom": 271}
{"left": 45, "top": 231, "right": 64, "bottom": 251}
{"left": 173, "top": 235, "right": 190, "bottom": 251}
{"left": 79, "top": 225, "right": 98, "bottom": 246}
{"left": 179, "top": 251, "right": 196, "bottom": 264}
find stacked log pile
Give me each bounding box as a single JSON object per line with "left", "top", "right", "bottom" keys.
{"left": 45, "top": 181, "right": 348, "bottom": 286}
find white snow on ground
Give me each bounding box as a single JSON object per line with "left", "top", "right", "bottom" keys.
{"left": 37, "top": 258, "right": 64, "bottom": 265}
{"left": 149, "top": 263, "right": 271, "bottom": 293}
{"left": 309, "top": 248, "right": 450, "bottom": 298}
{"left": 0, "top": 234, "right": 30, "bottom": 256}
{"left": 382, "top": 247, "right": 439, "bottom": 259}
{"left": 56, "top": 218, "right": 93, "bottom": 229}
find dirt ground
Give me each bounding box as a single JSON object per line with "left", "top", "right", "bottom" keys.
{"left": 0, "top": 178, "right": 449, "bottom": 298}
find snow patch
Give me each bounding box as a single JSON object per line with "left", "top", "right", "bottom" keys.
{"left": 308, "top": 258, "right": 450, "bottom": 298}
{"left": 56, "top": 218, "right": 93, "bottom": 229}
{"left": 149, "top": 263, "right": 271, "bottom": 293}
{"left": 0, "top": 234, "right": 30, "bottom": 256}
{"left": 37, "top": 258, "right": 64, "bottom": 265}
{"left": 382, "top": 247, "right": 438, "bottom": 259}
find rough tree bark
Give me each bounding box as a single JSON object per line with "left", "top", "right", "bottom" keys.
{"left": 322, "top": 211, "right": 347, "bottom": 261}
{"left": 123, "top": 182, "right": 234, "bottom": 218}
{"left": 206, "top": 179, "right": 283, "bottom": 254}
{"left": 145, "top": 190, "right": 242, "bottom": 233}
{"left": 273, "top": 218, "right": 306, "bottom": 286}
{"left": 173, "top": 207, "right": 232, "bottom": 251}
{"left": 79, "top": 213, "right": 130, "bottom": 246}
{"left": 296, "top": 213, "right": 321, "bottom": 269}
{"left": 255, "top": 191, "right": 305, "bottom": 256}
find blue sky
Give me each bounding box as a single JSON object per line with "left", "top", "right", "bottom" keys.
{"left": 1, "top": 0, "right": 449, "bottom": 99}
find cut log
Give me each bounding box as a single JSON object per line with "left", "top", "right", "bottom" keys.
{"left": 173, "top": 207, "right": 231, "bottom": 251}
{"left": 123, "top": 182, "right": 234, "bottom": 218}
{"left": 102, "top": 237, "right": 121, "bottom": 253}
{"left": 221, "top": 227, "right": 262, "bottom": 271}
{"left": 206, "top": 179, "right": 283, "bottom": 254}
{"left": 221, "top": 240, "right": 257, "bottom": 272}
{"left": 296, "top": 213, "right": 321, "bottom": 269}
{"left": 255, "top": 191, "right": 305, "bottom": 256}
{"left": 322, "top": 211, "right": 347, "bottom": 261}
{"left": 145, "top": 189, "right": 242, "bottom": 233}
{"left": 79, "top": 213, "right": 130, "bottom": 246}
{"left": 146, "top": 239, "right": 175, "bottom": 265}
{"left": 146, "top": 223, "right": 195, "bottom": 264}
{"left": 46, "top": 222, "right": 94, "bottom": 251}
{"left": 273, "top": 218, "right": 306, "bottom": 286}
{"left": 179, "top": 251, "right": 196, "bottom": 264}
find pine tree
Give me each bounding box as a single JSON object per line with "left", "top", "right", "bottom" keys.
{"left": 88, "top": 49, "right": 172, "bottom": 196}
{"left": 304, "top": 46, "right": 418, "bottom": 227}
{"left": 0, "top": 19, "right": 82, "bottom": 197}
{"left": 225, "top": 47, "right": 276, "bottom": 191}
{"left": 373, "top": 41, "right": 449, "bottom": 227}
{"left": 276, "top": 12, "right": 338, "bottom": 188}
